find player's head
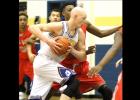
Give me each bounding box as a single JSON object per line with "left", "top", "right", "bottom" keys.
{"left": 48, "top": 9, "right": 61, "bottom": 22}
{"left": 70, "top": 7, "right": 87, "bottom": 28}
{"left": 19, "top": 12, "right": 28, "bottom": 29}
{"left": 61, "top": 2, "right": 76, "bottom": 20}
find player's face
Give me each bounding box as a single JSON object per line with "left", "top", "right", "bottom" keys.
{"left": 49, "top": 11, "right": 61, "bottom": 22}
{"left": 75, "top": 14, "right": 86, "bottom": 28}
{"left": 19, "top": 15, "right": 28, "bottom": 29}
{"left": 63, "top": 5, "right": 74, "bottom": 20}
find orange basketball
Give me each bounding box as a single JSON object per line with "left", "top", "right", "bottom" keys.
{"left": 56, "top": 36, "right": 71, "bottom": 55}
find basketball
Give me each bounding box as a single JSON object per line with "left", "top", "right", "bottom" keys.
{"left": 55, "top": 36, "right": 71, "bottom": 55}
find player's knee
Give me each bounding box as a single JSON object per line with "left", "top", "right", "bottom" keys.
{"left": 28, "top": 96, "right": 42, "bottom": 100}
{"left": 66, "top": 76, "right": 80, "bottom": 91}
{"left": 63, "top": 78, "right": 80, "bottom": 98}
{"left": 71, "top": 79, "right": 80, "bottom": 91}
{"left": 98, "top": 84, "right": 113, "bottom": 100}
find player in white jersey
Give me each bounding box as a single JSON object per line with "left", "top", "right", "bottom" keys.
{"left": 28, "top": 7, "right": 87, "bottom": 100}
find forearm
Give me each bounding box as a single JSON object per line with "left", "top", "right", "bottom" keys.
{"left": 29, "top": 25, "right": 50, "bottom": 44}
{"left": 97, "top": 46, "right": 120, "bottom": 67}
{"left": 86, "top": 20, "right": 121, "bottom": 37}
{"left": 26, "top": 44, "right": 32, "bottom": 54}
{"left": 26, "top": 44, "right": 33, "bottom": 56}
{"left": 70, "top": 49, "right": 86, "bottom": 62}
{"left": 100, "top": 26, "right": 121, "bottom": 37}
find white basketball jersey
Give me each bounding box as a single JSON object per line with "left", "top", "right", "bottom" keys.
{"left": 38, "top": 21, "right": 79, "bottom": 62}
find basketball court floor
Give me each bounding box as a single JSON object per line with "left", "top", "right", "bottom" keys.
{"left": 50, "top": 96, "right": 103, "bottom": 100}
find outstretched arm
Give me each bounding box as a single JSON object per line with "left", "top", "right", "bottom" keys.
{"left": 88, "top": 29, "right": 122, "bottom": 76}
{"left": 86, "top": 20, "right": 122, "bottom": 38}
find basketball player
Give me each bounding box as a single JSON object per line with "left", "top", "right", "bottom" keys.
{"left": 28, "top": 8, "right": 87, "bottom": 100}
{"left": 88, "top": 27, "right": 122, "bottom": 100}
{"left": 19, "top": 12, "right": 36, "bottom": 98}
{"left": 48, "top": 9, "right": 61, "bottom": 22}
{"left": 45, "top": 2, "right": 121, "bottom": 100}
{"left": 28, "top": 7, "right": 87, "bottom": 100}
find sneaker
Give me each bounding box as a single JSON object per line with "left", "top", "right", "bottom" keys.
{"left": 19, "top": 92, "right": 27, "bottom": 100}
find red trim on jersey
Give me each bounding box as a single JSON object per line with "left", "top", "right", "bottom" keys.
{"left": 81, "top": 23, "right": 87, "bottom": 34}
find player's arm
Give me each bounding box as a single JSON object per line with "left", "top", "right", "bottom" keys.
{"left": 26, "top": 34, "right": 37, "bottom": 45}
{"left": 85, "top": 20, "right": 121, "bottom": 38}
{"left": 26, "top": 44, "right": 36, "bottom": 63}
{"left": 96, "top": 31, "right": 122, "bottom": 67}
{"left": 88, "top": 30, "right": 122, "bottom": 76}
{"left": 29, "top": 23, "right": 55, "bottom": 43}
{"left": 24, "top": 35, "right": 36, "bottom": 63}
{"left": 29, "top": 23, "right": 63, "bottom": 55}
{"left": 69, "top": 29, "right": 87, "bottom": 62}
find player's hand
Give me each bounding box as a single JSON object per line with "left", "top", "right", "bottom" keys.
{"left": 86, "top": 45, "right": 96, "bottom": 55}
{"left": 48, "top": 37, "right": 63, "bottom": 55}
{"left": 67, "top": 46, "right": 74, "bottom": 54}
{"left": 87, "top": 65, "right": 103, "bottom": 78}
{"left": 28, "top": 53, "right": 36, "bottom": 63}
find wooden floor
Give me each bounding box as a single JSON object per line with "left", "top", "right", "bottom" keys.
{"left": 50, "top": 96, "right": 103, "bottom": 100}
{"left": 20, "top": 96, "right": 102, "bottom": 100}
{"left": 20, "top": 94, "right": 103, "bottom": 100}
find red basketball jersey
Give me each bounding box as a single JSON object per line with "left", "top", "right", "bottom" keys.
{"left": 19, "top": 25, "right": 36, "bottom": 60}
